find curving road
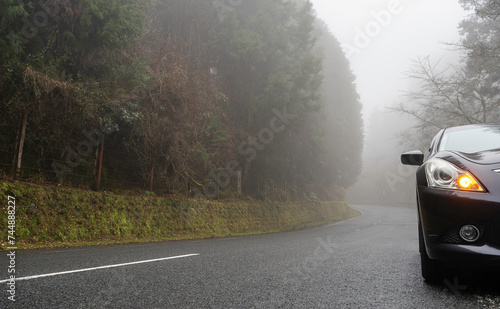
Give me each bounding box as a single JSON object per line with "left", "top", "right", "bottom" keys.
{"left": 1, "top": 205, "right": 499, "bottom": 308}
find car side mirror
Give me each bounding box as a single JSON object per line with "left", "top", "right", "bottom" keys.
{"left": 401, "top": 150, "right": 424, "bottom": 166}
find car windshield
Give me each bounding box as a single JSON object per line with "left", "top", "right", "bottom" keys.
{"left": 438, "top": 126, "right": 500, "bottom": 153}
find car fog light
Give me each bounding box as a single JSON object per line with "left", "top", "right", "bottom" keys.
{"left": 459, "top": 225, "right": 480, "bottom": 242}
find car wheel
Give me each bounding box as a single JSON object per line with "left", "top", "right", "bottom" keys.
{"left": 418, "top": 218, "right": 446, "bottom": 283}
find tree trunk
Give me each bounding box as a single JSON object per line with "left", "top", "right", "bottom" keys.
{"left": 149, "top": 163, "right": 155, "bottom": 191}
{"left": 237, "top": 171, "right": 242, "bottom": 199}
{"left": 12, "top": 117, "right": 21, "bottom": 176}
{"left": 284, "top": 179, "right": 287, "bottom": 202}
{"left": 15, "top": 111, "right": 28, "bottom": 179}
{"left": 94, "top": 136, "right": 104, "bottom": 191}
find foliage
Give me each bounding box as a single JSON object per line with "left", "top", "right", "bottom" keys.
{"left": 131, "top": 0, "right": 237, "bottom": 191}
{"left": 0, "top": 0, "right": 364, "bottom": 200}
{"left": 0, "top": 0, "right": 150, "bottom": 185}
{"left": 0, "top": 0, "right": 31, "bottom": 63}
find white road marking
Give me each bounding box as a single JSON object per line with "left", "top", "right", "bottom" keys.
{"left": 0, "top": 253, "right": 199, "bottom": 283}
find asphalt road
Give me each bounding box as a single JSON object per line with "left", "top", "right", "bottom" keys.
{"left": 1, "top": 205, "right": 500, "bottom": 308}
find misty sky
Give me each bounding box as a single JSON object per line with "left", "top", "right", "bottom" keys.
{"left": 310, "top": 0, "right": 467, "bottom": 121}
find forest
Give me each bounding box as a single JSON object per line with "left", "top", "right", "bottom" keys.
{"left": 0, "top": 0, "right": 364, "bottom": 201}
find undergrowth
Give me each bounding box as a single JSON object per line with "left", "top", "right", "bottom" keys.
{"left": 0, "top": 181, "right": 360, "bottom": 249}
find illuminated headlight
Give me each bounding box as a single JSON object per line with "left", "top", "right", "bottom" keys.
{"left": 425, "top": 158, "right": 484, "bottom": 192}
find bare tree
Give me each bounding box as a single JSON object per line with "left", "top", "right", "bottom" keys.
{"left": 394, "top": 55, "right": 499, "bottom": 125}
{"left": 393, "top": 0, "right": 500, "bottom": 149}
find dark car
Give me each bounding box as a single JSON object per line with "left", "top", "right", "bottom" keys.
{"left": 401, "top": 123, "right": 500, "bottom": 283}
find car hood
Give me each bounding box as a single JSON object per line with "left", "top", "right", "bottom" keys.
{"left": 455, "top": 149, "right": 500, "bottom": 165}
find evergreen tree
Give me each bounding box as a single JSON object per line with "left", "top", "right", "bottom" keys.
{"left": 0, "top": 0, "right": 149, "bottom": 184}
{"left": 209, "top": 0, "right": 324, "bottom": 196}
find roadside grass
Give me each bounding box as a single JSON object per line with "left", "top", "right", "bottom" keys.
{"left": 0, "top": 181, "right": 361, "bottom": 250}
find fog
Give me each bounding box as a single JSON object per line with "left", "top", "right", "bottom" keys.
{"left": 1, "top": 0, "right": 469, "bottom": 203}
{"left": 310, "top": 0, "right": 467, "bottom": 205}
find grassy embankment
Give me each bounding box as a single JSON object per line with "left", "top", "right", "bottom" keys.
{"left": 0, "top": 181, "right": 361, "bottom": 250}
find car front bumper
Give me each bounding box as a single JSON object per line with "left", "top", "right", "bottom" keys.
{"left": 418, "top": 185, "right": 500, "bottom": 264}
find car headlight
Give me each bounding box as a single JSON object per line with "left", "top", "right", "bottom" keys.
{"left": 425, "top": 158, "right": 484, "bottom": 192}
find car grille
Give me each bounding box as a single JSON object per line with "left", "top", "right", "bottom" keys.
{"left": 438, "top": 228, "right": 463, "bottom": 244}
